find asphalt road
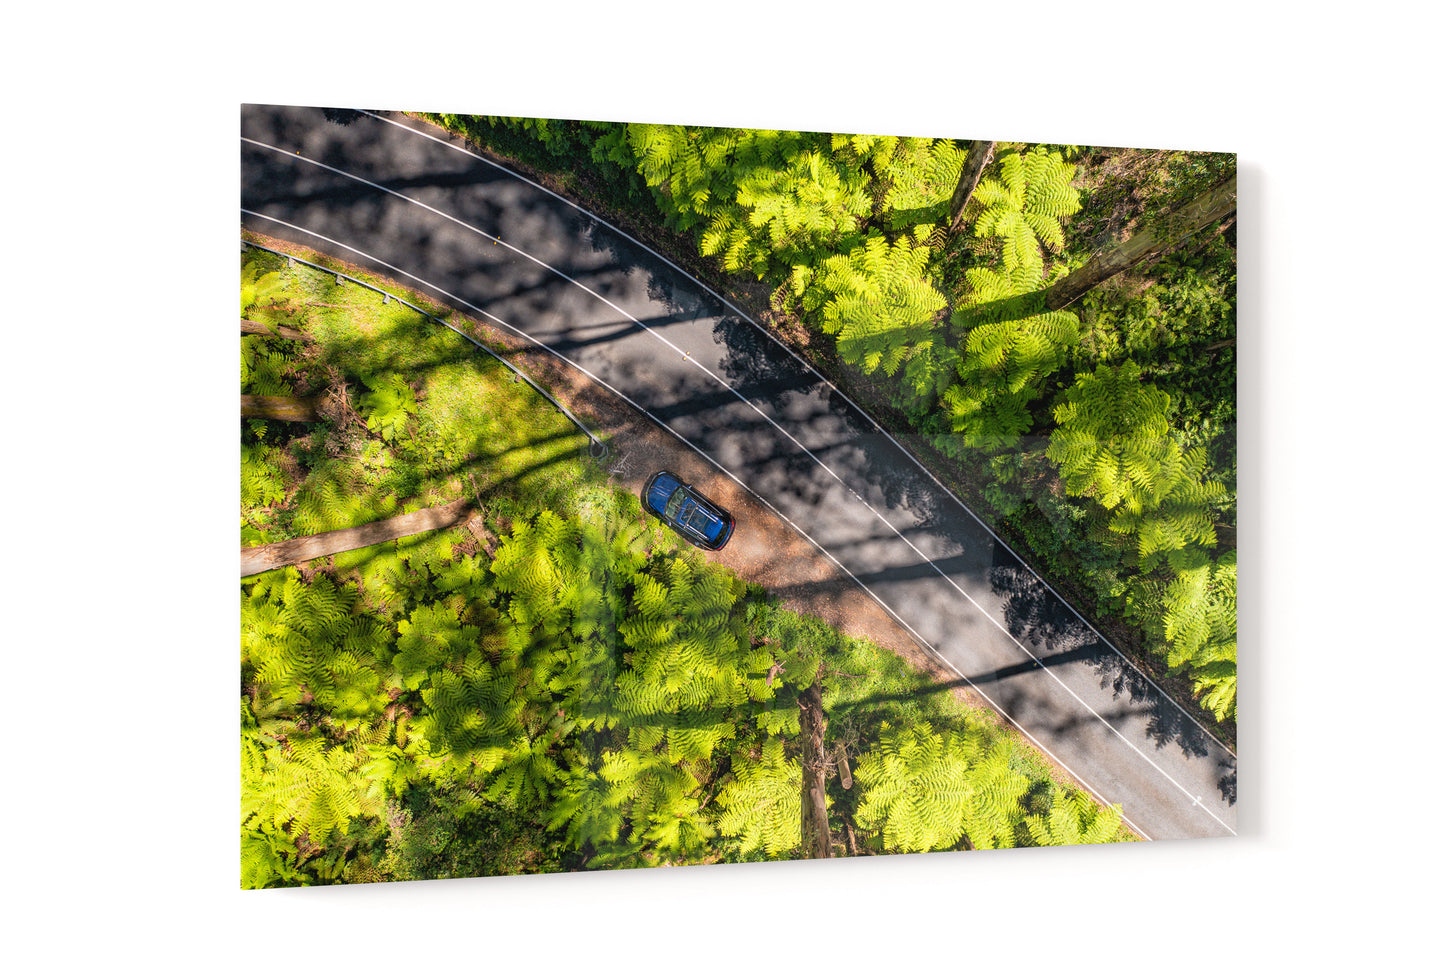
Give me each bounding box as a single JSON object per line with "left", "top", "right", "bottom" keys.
{"left": 240, "top": 103, "right": 1237, "bottom": 841}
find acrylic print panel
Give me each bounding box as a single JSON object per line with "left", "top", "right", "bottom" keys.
{"left": 239, "top": 103, "right": 1237, "bottom": 887}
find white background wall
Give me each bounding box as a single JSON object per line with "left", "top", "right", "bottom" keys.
{"left": 8, "top": 1, "right": 1439, "bottom": 958}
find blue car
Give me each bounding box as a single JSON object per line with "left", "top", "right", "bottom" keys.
{"left": 642, "top": 471, "right": 735, "bottom": 551}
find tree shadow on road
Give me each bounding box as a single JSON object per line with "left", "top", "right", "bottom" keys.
{"left": 987, "top": 547, "right": 1220, "bottom": 764}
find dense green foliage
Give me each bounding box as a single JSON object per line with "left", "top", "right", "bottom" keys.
{"left": 422, "top": 114, "right": 1237, "bottom": 726}
{"left": 239, "top": 250, "right": 1130, "bottom": 887}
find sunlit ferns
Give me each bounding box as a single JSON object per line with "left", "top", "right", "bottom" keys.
{"left": 488, "top": 506, "right": 647, "bottom": 731}
{"left": 615, "top": 555, "right": 770, "bottom": 762}
{"left": 935, "top": 147, "right": 1084, "bottom": 450}
{"left": 874, "top": 137, "right": 967, "bottom": 231}
{"left": 413, "top": 649, "right": 521, "bottom": 759}
{"left": 599, "top": 746, "right": 714, "bottom": 864}
{"left": 1047, "top": 361, "right": 1180, "bottom": 513}
{"left": 392, "top": 599, "right": 482, "bottom": 689}
{"left": 625, "top": 124, "right": 744, "bottom": 232}
{"left": 241, "top": 728, "right": 372, "bottom": 850}
{"left": 479, "top": 729, "right": 563, "bottom": 811}
{"left": 971, "top": 147, "right": 1081, "bottom": 291}
{"left": 1164, "top": 550, "right": 1236, "bottom": 720}
{"left": 241, "top": 258, "right": 290, "bottom": 326}
{"left": 240, "top": 827, "right": 304, "bottom": 889}
{"left": 489, "top": 510, "right": 584, "bottom": 632}
{"left": 700, "top": 134, "right": 872, "bottom": 279}
{"left": 242, "top": 570, "right": 390, "bottom": 722}
{"left": 1107, "top": 445, "right": 1227, "bottom": 564}
{"left": 1049, "top": 363, "right": 1233, "bottom": 719}
{"left": 1022, "top": 787, "right": 1123, "bottom": 847}
{"left": 241, "top": 443, "right": 287, "bottom": 510}
{"left": 240, "top": 338, "right": 296, "bottom": 398}
{"left": 1128, "top": 549, "right": 1237, "bottom": 721}
{"left": 801, "top": 227, "right": 947, "bottom": 376}
{"left": 939, "top": 304, "right": 1081, "bottom": 451}
{"left": 356, "top": 372, "right": 418, "bottom": 443}
{"left": 291, "top": 458, "right": 396, "bottom": 537}
{"left": 544, "top": 754, "right": 630, "bottom": 853}
{"left": 716, "top": 738, "right": 803, "bottom": 857}
{"left": 241, "top": 259, "right": 300, "bottom": 398}
{"left": 853, "top": 722, "right": 1027, "bottom": 852}
{"left": 359, "top": 743, "right": 421, "bottom": 800}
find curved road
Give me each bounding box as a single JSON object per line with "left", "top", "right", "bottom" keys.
{"left": 240, "top": 104, "right": 1236, "bottom": 841}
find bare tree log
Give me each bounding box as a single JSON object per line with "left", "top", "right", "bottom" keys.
{"left": 242, "top": 318, "right": 311, "bottom": 341}
{"left": 947, "top": 140, "right": 997, "bottom": 234}
{"left": 798, "top": 674, "right": 833, "bottom": 859}
{"left": 241, "top": 496, "right": 475, "bottom": 577}
{"left": 241, "top": 394, "right": 323, "bottom": 422}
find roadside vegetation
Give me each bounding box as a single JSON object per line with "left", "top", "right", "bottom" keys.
{"left": 418, "top": 115, "right": 1238, "bottom": 735}
{"left": 240, "top": 247, "right": 1130, "bottom": 888}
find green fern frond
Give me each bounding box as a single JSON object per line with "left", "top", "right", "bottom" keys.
{"left": 717, "top": 739, "right": 801, "bottom": 857}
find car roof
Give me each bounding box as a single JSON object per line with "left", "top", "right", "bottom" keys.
{"left": 643, "top": 471, "right": 732, "bottom": 548}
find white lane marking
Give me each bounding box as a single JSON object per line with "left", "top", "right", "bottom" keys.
{"left": 243, "top": 138, "right": 1237, "bottom": 835}
{"left": 362, "top": 109, "right": 1237, "bottom": 762}
{"left": 239, "top": 208, "right": 1156, "bottom": 842}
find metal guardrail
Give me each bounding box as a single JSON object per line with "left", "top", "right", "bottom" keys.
{"left": 242, "top": 239, "right": 608, "bottom": 458}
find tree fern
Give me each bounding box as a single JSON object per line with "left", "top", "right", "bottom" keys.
{"left": 625, "top": 124, "right": 743, "bottom": 231}
{"left": 545, "top": 757, "right": 629, "bottom": 850}
{"left": 808, "top": 227, "right": 947, "bottom": 376}
{"left": 1159, "top": 550, "right": 1237, "bottom": 717}
{"left": 941, "top": 302, "right": 1080, "bottom": 451}
{"left": 360, "top": 744, "right": 420, "bottom": 799}
{"left": 241, "top": 443, "right": 288, "bottom": 511}
{"left": 1023, "top": 787, "right": 1123, "bottom": 847}
{"left": 290, "top": 458, "right": 393, "bottom": 536}
{"left": 242, "top": 570, "right": 390, "bottom": 721}
{"left": 393, "top": 598, "right": 481, "bottom": 689}
{"left": 414, "top": 649, "right": 520, "bottom": 757}
{"left": 878, "top": 137, "right": 967, "bottom": 230}
{"left": 701, "top": 136, "right": 871, "bottom": 279}
{"left": 933, "top": 146, "right": 1084, "bottom": 452}
{"left": 240, "top": 338, "right": 295, "bottom": 397}
{"left": 240, "top": 826, "right": 305, "bottom": 889}
{"left": 357, "top": 372, "right": 417, "bottom": 442}
{"left": 716, "top": 738, "right": 802, "bottom": 858}
{"left": 854, "top": 722, "right": 1026, "bottom": 853}
{"left": 613, "top": 554, "right": 770, "bottom": 762}
{"left": 490, "top": 510, "right": 582, "bottom": 632}
{"left": 242, "top": 729, "right": 370, "bottom": 847}
{"left": 972, "top": 147, "right": 1080, "bottom": 290}
{"left": 481, "top": 731, "right": 562, "bottom": 810}
{"left": 241, "top": 258, "right": 292, "bottom": 332}
{"left": 1108, "top": 445, "right": 1226, "bottom": 564}
{"left": 1047, "top": 361, "right": 1178, "bottom": 512}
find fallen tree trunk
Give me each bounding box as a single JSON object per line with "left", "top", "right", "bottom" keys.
{"left": 242, "top": 318, "right": 310, "bottom": 341}
{"left": 1042, "top": 177, "right": 1236, "bottom": 311}
{"left": 241, "top": 394, "right": 323, "bottom": 422}
{"left": 241, "top": 496, "right": 475, "bottom": 577}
